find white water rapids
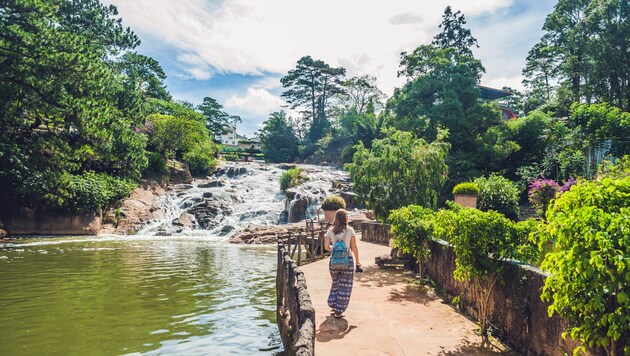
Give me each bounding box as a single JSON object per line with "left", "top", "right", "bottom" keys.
{"left": 136, "top": 162, "right": 349, "bottom": 239}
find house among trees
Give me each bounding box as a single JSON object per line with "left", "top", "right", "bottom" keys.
{"left": 478, "top": 85, "right": 518, "bottom": 120}
{"left": 215, "top": 125, "right": 248, "bottom": 146}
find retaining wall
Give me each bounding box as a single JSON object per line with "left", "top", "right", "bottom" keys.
{"left": 427, "top": 239, "right": 592, "bottom": 355}
{"left": 277, "top": 243, "right": 316, "bottom": 356}
{"left": 360, "top": 222, "right": 390, "bottom": 244}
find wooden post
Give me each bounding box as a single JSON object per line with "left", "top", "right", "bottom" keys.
{"left": 297, "top": 235, "right": 302, "bottom": 266}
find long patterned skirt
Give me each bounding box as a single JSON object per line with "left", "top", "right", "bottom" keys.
{"left": 327, "top": 256, "right": 354, "bottom": 315}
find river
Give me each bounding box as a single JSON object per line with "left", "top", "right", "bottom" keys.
{"left": 0, "top": 162, "right": 347, "bottom": 355}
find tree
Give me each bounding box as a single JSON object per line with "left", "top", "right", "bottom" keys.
{"left": 0, "top": 0, "right": 148, "bottom": 212}
{"left": 280, "top": 55, "right": 346, "bottom": 142}
{"left": 525, "top": 0, "right": 630, "bottom": 111}
{"left": 197, "top": 96, "right": 239, "bottom": 135}
{"left": 258, "top": 111, "right": 299, "bottom": 163}
{"left": 391, "top": 44, "right": 507, "bottom": 189}
{"left": 349, "top": 129, "right": 450, "bottom": 221}
{"left": 338, "top": 75, "right": 386, "bottom": 116}
{"left": 431, "top": 6, "right": 479, "bottom": 56}
{"left": 538, "top": 177, "right": 630, "bottom": 356}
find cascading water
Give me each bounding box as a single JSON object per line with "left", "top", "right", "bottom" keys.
{"left": 136, "top": 162, "right": 349, "bottom": 239}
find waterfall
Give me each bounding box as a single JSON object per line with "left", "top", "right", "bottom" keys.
{"left": 137, "top": 162, "right": 348, "bottom": 239}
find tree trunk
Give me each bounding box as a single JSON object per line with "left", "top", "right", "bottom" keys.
{"left": 480, "top": 274, "right": 499, "bottom": 338}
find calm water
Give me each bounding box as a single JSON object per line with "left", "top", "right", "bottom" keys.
{"left": 0, "top": 236, "right": 282, "bottom": 355}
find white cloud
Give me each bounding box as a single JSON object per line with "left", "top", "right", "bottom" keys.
{"left": 108, "top": 0, "right": 514, "bottom": 95}
{"left": 225, "top": 87, "right": 284, "bottom": 116}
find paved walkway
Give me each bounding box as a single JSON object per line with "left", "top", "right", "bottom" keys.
{"left": 299, "top": 239, "right": 513, "bottom": 355}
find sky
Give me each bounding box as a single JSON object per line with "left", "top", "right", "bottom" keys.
{"left": 106, "top": 0, "right": 557, "bottom": 137}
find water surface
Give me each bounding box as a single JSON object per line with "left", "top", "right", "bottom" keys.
{"left": 0, "top": 236, "right": 281, "bottom": 355}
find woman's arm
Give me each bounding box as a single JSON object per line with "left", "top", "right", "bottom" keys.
{"left": 324, "top": 235, "right": 332, "bottom": 251}
{"left": 350, "top": 235, "right": 360, "bottom": 267}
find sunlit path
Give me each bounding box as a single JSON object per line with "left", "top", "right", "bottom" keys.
{"left": 300, "top": 239, "right": 513, "bottom": 355}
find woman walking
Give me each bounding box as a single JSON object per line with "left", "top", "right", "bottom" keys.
{"left": 324, "top": 209, "right": 361, "bottom": 318}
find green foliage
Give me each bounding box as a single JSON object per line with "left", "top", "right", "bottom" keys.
{"left": 259, "top": 111, "right": 299, "bottom": 163}
{"left": 320, "top": 195, "right": 346, "bottom": 211}
{"left": 388, "top": 205, "right": 436, "bottom": 278}
{"left": 183, "top": 141, "right": 217, "bottom": 177}
{"left": 146, "top": 152, "right": 167, "bottom": 176}
{"left": 60, "top": 172, "right": 135, "bottom": 212}
{"left": 279, "top": 168, "right": 303, "bottom": 192}
{"left": 147, "top": 114, "right": 204, "bottom": 157}
{"left": 598, "top": 155, "right": 630, "bottom": 179}
{"left": 474, "top": 175, "right": 520, "bottom": 220}
{"left": 433, "top": 206, "right": 526, "bottom": 337}
{"left": 525, "top": 0, "right": 630, "bottom": 112}
{"left": 538, "top": 177, "right": 630, "bottom": 354}
{"left": 0, "top": 0, "right": 153, "bottom": 213}
{"left": 452, "top": 182, "right": 479, "bottom": 196}
{"left": 348, "top": 129, "right": 450, "bottom": 221}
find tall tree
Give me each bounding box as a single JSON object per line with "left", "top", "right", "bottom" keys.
{"left": 280, "top": 55, "right": 346, "bottom": 142}
{"left": 431, "top": 6, "right": 479, "bottom": 56}
{"left": 197, "top": 96, "right": 240, "bottom": 135}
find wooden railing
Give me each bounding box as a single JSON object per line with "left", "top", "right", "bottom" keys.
{"left": 282, "top": 219, "right": 330, "bottom": 266}
{"left": 277, "top": 242, "right": 316, "bottom": 356}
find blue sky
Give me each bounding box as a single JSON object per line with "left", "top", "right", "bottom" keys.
{"left": 107, "top": 0, "right": 556, "bottom": 137}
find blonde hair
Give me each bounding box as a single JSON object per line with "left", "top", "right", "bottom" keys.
{"left": 332, "top": 209, "right": 348, "bottom": 234}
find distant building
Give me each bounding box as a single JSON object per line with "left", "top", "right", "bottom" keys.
{"left": 216, "top": 125, "right": 237, "bottom": 146}
{"left": 477, "top": 85, "right": 517, "bottom": 120}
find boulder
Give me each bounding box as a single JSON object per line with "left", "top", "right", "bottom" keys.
{"left": 189, "top": 200, "right": 233, "bottom": 229}
{"left": 284, "top": 188, "right": 310, "bottom": 223}
{"left": 278, "top": 163, "right": 297, "bottom": 170}
{"left": 101, "top": 181, "right": 167, "bottom": 234}
{"left": 198, "top": 179, "right": 225, "bottom": 188}
{"left": 340, "top": 191, "right": 359, "bottom": 210}
{"left": 172, "top": 212, "right": 195, "bottom": 230}
{"left": 169, "top": 164, "right": 193, "bottom": 184}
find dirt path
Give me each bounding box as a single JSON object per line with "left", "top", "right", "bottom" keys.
{"left": 299, "top": 239, "right": 514, "bottom": 355}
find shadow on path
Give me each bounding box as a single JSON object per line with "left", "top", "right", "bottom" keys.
{"left": 438, "top": 339, "right": 516, "bottom": 355}
{"left": 387, "top": 283, "right": 438, "bottom": 305}
{"left": 353, "top": 265, "right": 412, "bottom": 288}
{"left": 316, "top": 316, "right": 357, "bottom": 342}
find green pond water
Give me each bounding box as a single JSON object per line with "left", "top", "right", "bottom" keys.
{"left": 0, "top": 236, "right": 282, "bottom": 355}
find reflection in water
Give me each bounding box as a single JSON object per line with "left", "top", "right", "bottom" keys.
{"left": 0, "top": 237, "right": 282, "bottom": 355}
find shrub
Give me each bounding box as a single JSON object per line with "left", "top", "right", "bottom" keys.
{"left": 474, "top": 175, "right": 520, "bottom": 220}
{"left": 279, "top": 167, "right": 302, "bottom": 191}
{"left": 527, "top": 178, "right": 560, "bottom": 217}
{"left": 183, "top": 142, "right": 217, "bottom": 176}
{"left": 146, "top": 152, "right": 167, "bottom": 176}
{"left": 321, "top": 195, "right": 346, "bottom": 211}
{"left": 388, "top": 205, "right": 435, "bottom": 278}
{"left": 538, "top": 177, "right": 630, "bottom": 355}
{"left": 63, "top": 172, "right": 135, "bottom": 212}
{"left": 452, "top": 182, "right": 479, "bottom": 196}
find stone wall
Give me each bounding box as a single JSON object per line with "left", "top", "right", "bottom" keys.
{"left": 426, "top": 240, "right": 592, "bottom": 355}
{"left": 360, "top": 222, "right": 390, "bottom": 244}
{"left": 5, "top": 208, "right": 102, "bottom": 235}
{"left": 277, "top": 243, "right": 316, "bottom": 356}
